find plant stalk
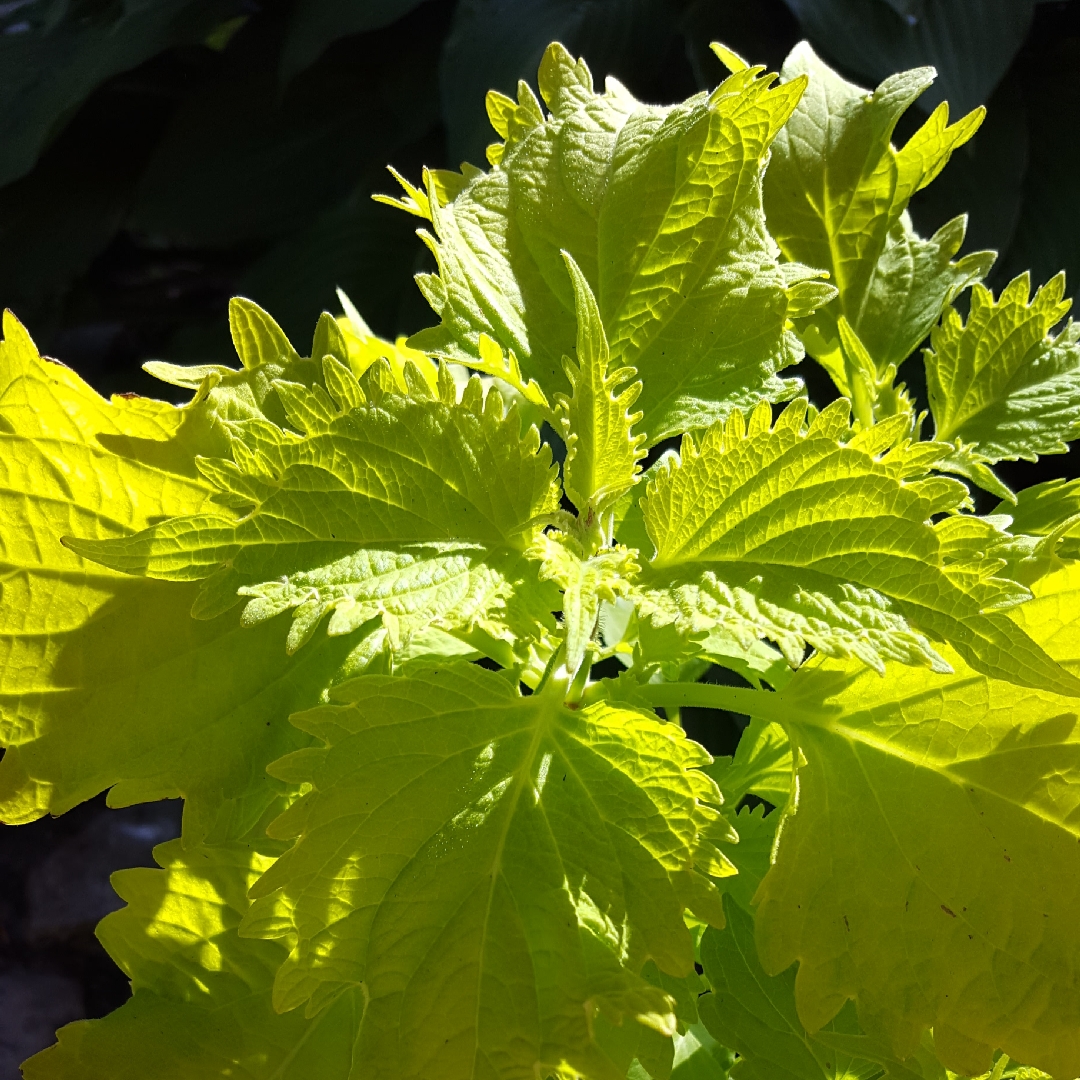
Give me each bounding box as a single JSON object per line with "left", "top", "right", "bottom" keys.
{"left": 636, "top": 681, "right": 790, "bottom": 725}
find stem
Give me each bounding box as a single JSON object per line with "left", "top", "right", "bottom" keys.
{"left": 989, "top": 1055, "right": 1009, "bottom": 1080}
{"left": 636, "top": 681, "right": 790, "bottom": 725}
{"left": 564, "top": 654, "right": 593, "bottom": 707}
{"left": 534, "top": 643, "right": 566, "bottom": 696}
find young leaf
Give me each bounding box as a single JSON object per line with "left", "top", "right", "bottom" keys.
{"left": 243, "top": 663, "right": 734, "bottom": 1079}
{"left": 535, "top": 531, "right": 639, "bottom": 675}
{"left": 475, "top": 332, "right": 549, "bottom": 408}
{"left": 755, "top": 562, "right": 1080, "bottom": 1079}
{"left": 925, "top": 272, "right": 1080, "bottom": 463}
{"left": 66, "top": 375, "right": 561, "bottom": 661}
{"left": 635, "top": 399, "right": 1078, "bottom": 695}
{"left": 764, "top": 43, "right": 993, "bottom": 379}
{"left": 555, "top": 252, "right": 645, "bottom": 518}
{"left": 852, "top": 215, "right": 995, "bottom": 378}
{"left": 390, "top": 42, "right": 833, "bottom": 442}
{"left": 230, "top": 295, "right": 303, "bottom": 369}
{"left": 144, "top": 296, "right": 328, "bottom": 433}
{"left": 23, "top": 840, "right": 362, "bottom": 1079}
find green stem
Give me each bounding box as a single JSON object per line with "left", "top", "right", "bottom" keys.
{"left": 534, "top": 643, "right": 566, "bottom": 696}
{"left": 636, "top": 682, "right": 789, "bottom": 725}
{"left": 564, "top": 657, "right": 593, "bottom": 707}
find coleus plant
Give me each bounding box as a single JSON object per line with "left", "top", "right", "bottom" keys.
{"left": 4, "top": 36, "right": 1080, "bottom": 1080}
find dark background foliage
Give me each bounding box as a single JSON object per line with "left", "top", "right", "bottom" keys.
{"left": 4, "top": 0, "right": 1079, "bottom": 402}
{"left": 1, "top": 1, "right": 1078, "bottom": 1075}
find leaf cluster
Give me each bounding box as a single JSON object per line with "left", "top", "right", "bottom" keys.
{"left": 5, "top": 33, "right": 1080, "bottom": 1080}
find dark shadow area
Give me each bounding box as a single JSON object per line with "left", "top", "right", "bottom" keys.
{"left": 0, "top": 791, "right": 181, "bottom": 1075}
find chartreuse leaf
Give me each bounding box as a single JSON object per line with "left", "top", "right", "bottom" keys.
{"left": 709, "top": 718, "right": 793, "bottom": 809}
{"left": 334, "top": 287, "right": 440, "bottom": 394}
{"left": 635, "top": 398, "right": 1079, "bottom": 695}
{"left": 556, "top": 252, "right": 645, "bottom": 519}
{"left": 0, "top": 312, "right": 360, "bottom": 840}
{"left": 475, "top": 332, "right": 550, "bottom": 408}
{"left": 763, "top": 43, "right": 993, "bottom": 385}
{"left": 925, "top": 273, "right": 1080, "bottom": 465}
{"left": 700, "top": 897, "right": 889, "bottom": 1080}
{"left": 534, "top": 530, "right": 640, "bottom": 675}
{"left": 144, "top": 297, "right": 327, "bottom": 432}
{"left": 999, "top": 478, "right": 1080, "bottom": 538}
{"left": 721, "top": 803, "right": 783, "bottom": 914}
{"left": 22, "top": 840, "right": 361, "bottom": 1080}
{"left": 389, "top": 41, "right": 836, "bottom": 442}
{"left": 67, "top": 363, "right": 561, "bottom": 666}
{"left": 241, "top": 663, "right": 735, "bottom": 1080}
{"left": 753, "top": 562, "right": 1080, "bottom": 1079}
{"left": 994, "top": 478, "right": 1080, "bottom": 563}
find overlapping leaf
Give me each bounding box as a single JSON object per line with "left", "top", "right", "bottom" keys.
{"left": 700, "top": 897, "right": 891, "bottom": 1080}
{"left": 334, "top": 288, "right": 441, "bottom": 394}
{"left": 0, "top": 304, "right": 506, "bottom": 840}
{"left": 144, "top": 296, "right": 332, "bottom": 432}
{"left": 0, "top": 312, "right": 352, "bottom": 840}
{"left": 634, "top": 398, "right": 1078, "bottom": 694}
{"left": 995, "top": 478, "right": 1080, "bottom": 564}
{"left": 69, "top": 356, "right": 561, "bottom": 664}
{"left": 383, "top": 41, "right": 835, "bottom": 442}
{"left": 242, "top": 662, "right": 734, "bottom": 1080}
{"left": 23, "top": 840, "right": 361, "bottom": 1079}
{"left": 719, "top": 804, "right": 783, "bottom": 915}
{"left": 764, "top": 43, "right": 993, "bottom": 383}
{"left": 925, "top": 272, "right": 1080, "bottom": 463}
{"left": 754, "top": 562, "right": 1080, "bottom": 1079}
{"left": 708, "top": 718, "right": 793, "bottom": 810}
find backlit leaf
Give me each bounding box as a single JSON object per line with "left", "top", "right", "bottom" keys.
{"left": 764, "top": 43, "right": 992, "bottom": 382}
{"left": 755, "top": 562, "right": 1080, "bottom": 1078}
{"left": 67, "top": 365, "right": 560, "bottom": 662}
{"left": 0, "top": 313, "right": 358, "bottom": 840}
{"left": 556, "top": 252, "right": 645, "bottom": 518}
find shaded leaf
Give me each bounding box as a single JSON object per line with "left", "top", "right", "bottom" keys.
{"left": 280, "top": 0, "right": 429, "bottom": 80}
{"left": 699, "top": 896, "right": 893, "bottom": 1080}
{"left": 0, "top": 0, "right": 232, "bottom": 187}
{"left": 925, "top": 272, "right": 1080, "bottom": 462}
{"left": 781, "top": 0, "right": 1033, "bottom": 117}
{"left": 23, "top": 840, "right": 361, "bottom": 1079}
{"left": 243, "top": 663, "right": 734, "bottom": 1077}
